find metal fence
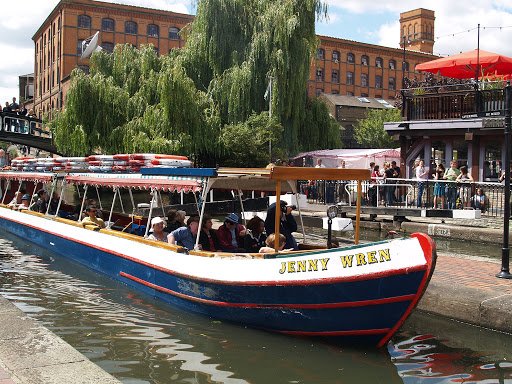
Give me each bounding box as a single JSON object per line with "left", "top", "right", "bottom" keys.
{"left": 298, "top": 178, "right": 505, "bottom": 217}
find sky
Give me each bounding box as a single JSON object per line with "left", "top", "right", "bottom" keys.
{"left": 1, "top": 0, "right": 511, "bottom": 103}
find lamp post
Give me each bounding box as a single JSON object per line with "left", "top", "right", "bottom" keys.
{"left": 402, "top": 35, "right": 407, "bottom": 89}
{"left": 497, "top": 81, "right": 512, "bottom": 279}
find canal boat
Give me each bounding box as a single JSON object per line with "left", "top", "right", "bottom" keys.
{"left": 0, "top": 162, "right": 436, "bottom": 347}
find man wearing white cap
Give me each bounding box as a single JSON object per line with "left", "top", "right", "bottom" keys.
{"left": 147, "top": 217, "right": 168, "bottom": 242}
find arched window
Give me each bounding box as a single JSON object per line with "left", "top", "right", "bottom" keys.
{"left": 169, "top": 27, "right": 180, "bottom": 40}
{"left": 125, "top": 21, "right": 138, "bottom": 35}
{"left": 403, "top": 61, "right": 410, "bottom": 71}
{"left": 389, "top": 60, "right": 396, "bottom": 70}
{"left": 77, "top": 39, "right": 84, "bottom": 56}
{"left": 332, "top": 50, "right": 340, "bottom": 63}
{"left": 375, "top": 57, "right": 383, "bottom": 68}
{"left": 102, "top": 18, "right": 115, "bottom": 32}
{"left": 78, "top": 15, "right": 91, "bottom": 29}
{"left": 408, "top": 24, "right": 413, "bottom": 39}
{"left": 331, "top": 70, "right": 339, "bottom": 83}
{"left": 102, "top": 42, "right": 114, "bottom": 53}
{"left": 147, "top": 24, "right": 159, "bottom": 38}
{"left": 346, "top": 71, "right": 354, "bottom": 85}
{"left": 361, "top": 55, "right": 369, "bottom": 66}
{"left": 316, "top": 48, "right": 325, "bottom": 60}
{"left": 389, "top": 77, "right": 396, "bottom": 91}
{"left": 347, "top": 53, "right": 355, "bottom": 64}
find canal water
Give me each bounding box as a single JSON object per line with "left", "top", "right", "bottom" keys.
{"left": 1, "top": 228, "right": 511, "bottom": 384}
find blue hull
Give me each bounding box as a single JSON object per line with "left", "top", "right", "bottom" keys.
{"left": 0, "top": 216, "right": 432, "bottom": 346}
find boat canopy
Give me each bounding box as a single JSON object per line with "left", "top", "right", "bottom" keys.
{"left": 0, "top": 172, "right": 54, "bottom": 183}
{"left": 64, "top": 173, "right": 202, "bottom": 192}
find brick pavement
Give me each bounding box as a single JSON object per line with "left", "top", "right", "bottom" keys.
{"left": 433, "top": 254, "right": 512, "bottom": 292}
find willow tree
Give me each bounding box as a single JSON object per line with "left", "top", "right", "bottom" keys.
{"left": 50, "top": 44, "right": 221, "bottom": 157}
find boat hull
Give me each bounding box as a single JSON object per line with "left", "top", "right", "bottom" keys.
{"left": 0, "top": 208, "right": 435, "bottom": 347}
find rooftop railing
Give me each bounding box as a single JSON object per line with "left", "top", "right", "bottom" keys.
{"left": 401, "top": 82, "right": 505, "bottom": 121}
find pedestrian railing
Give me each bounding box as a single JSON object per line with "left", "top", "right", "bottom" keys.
{"left": 1, "top": 113, "right": 49, "bottom": 138}
{"left": 298, "top": 178, "right": 505, "bottom": 217}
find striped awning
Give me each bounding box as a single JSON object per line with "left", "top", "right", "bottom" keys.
{"left": 0, "top": 172, "right": 54, "bottom": 183}
{"left": 64, "top": 173, "right": 202, "bottom": 192}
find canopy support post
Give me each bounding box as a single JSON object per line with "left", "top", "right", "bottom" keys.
{"left": 28, "top": 182, "right": 40, "bottom": 210}
{"left": 274, "top": 181, "right": 281, "bottom": 251}
{"left": 193, "top": 191, "right": 200, "bottom": 215}
{"left": 107, "top": 187, "right": 118, "bottom": 229}
{"left": 195, "top": 186, "right": 209, "bottom": 250}
{"left": 45, "top": 178, "right": 57, "bottom": 215}
{"left": 144, "top": 189, "right": 156, "bottom": 238}
{"left": 118, "top": 188, "right": 125, "bottom": 214}
{"left": 54, "top": 181, "right": 66, "bottom": 217}
{"left": 355, "top": 180, "right": 362, "bottom": 245}
{"left": 128, "top": 188, "right": 135, "bottom": 213}
{"left": 158, "top": 190, "right": 165, "bottom": 218}
{"left": 237, "top": 186, "right": 246, "bottom": 225}
{"left": 1, "top": 180, "right": 11, "bottom": 204}
{"left": 95, "top": 186, "right": 102, "bottom": 210}
{"left": 295, "top": 192, "right": 306, "bottom": 244}
{"left": 79, "top": 185, "right": 89, "bottom": 221}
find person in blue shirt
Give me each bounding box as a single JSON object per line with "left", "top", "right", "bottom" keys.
{"left": 168, "top": 215, "right": 200, "bottom": 250}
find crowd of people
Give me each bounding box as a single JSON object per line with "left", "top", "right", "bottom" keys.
{"left": 143, "top": 202, "right": 299, "bottom": 254}
{"left": 1, "top": 97, "right": 36, "bottom": 133}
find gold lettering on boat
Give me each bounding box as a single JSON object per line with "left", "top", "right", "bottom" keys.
{"left": 340, "top": 249, "right": 392, "bottom": 269}
{"left": 278, "top": 258, "right": 331, "bottom": 273}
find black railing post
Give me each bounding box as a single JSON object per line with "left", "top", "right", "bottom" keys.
{"left": 497, "top": 82, "right": 512, "bottom": 279}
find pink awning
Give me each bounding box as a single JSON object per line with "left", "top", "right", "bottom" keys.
{"left": 0, "top": 172, "right": 54, "bottom": 183}
{"left": 64, "top": 174, "right": 201, "bottom": 192}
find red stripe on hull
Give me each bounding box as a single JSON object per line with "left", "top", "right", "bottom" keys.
{"left": 277, "top": 328, "right": 390, "bottom": 337}
{"left": 120, "top": 271, "right": 416, "bottom": 309}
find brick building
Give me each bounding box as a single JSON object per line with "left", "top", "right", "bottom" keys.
{"left": 32, "top": 0, "right": 194, "bottom": 119}
{"left": 32, "top": 1, "right": 437, "bottom": 121}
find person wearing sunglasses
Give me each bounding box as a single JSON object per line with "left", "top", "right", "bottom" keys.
{"left": 81, "top": 205, "right": 106, "bottom": 229}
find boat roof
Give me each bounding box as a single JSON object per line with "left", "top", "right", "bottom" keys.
{"left": 0, "top": 166, "right": 371, "bottom": 193}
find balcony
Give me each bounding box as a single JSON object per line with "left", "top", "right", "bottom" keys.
{"left": 402, "top": 83, "right": 505, "bottom": 121}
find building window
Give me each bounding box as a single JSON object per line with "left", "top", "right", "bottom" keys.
{"left": 361, "top": 55, "right": 369, "bottom": 66}
{"left": 316, "top": 48, "right": 325, "bottom": 60}
{"left": 347, "top": 91, "right": 354, "bottom": 96}
{"left": 331, "top": 90, "right": 339, "bottom": 94}
{"left": 125, "top": 21, "right": 138, "bottom": 35}
{"left": 347, "top": 53, "right": 355, "bottom": 64}
{"left": 389, "top": 60, "right": 396, "bottom": 70}
{"left": 147, "top": 24, "right": 159, "bottom": 38}
{"left": 375, "top": 75, "right": 383, "bottom": 89}
{"left": 102, "top": 42, "right": 114, "bottom": 53}
{"left": 347, "top": 71, "right": 354, "bottom": 85}
{"left": 77, "top": 40, "right": 84, "bottom": 56}
{"left": 169, "top": 27, "right": 180, "bottom": 40}
{"left": 376, "top": 57, "right": 383, "bottom": 68}
{"left": 153, "top": 46, "right": 159, "bottom": 55}
{"left": 361, "top": 93, "right": 369, "bottom": 97}
{"left": 316, "top": 68, "right": 324, "bottom": 81}
{"left": 316, "top": 88, "right": 323, "bottom": 97}
{"left": 361, "top": 73, "right": 368, "bottom": 87}
{"left": 332, "top": 50, "right": 340, "bottom": 63}
{"left": 78, "top": 65, "right": 90, "bottom": 74}
{"left": 403, "top": 61, "right": 410, "bottom": 71}
{"left": 389, "top": 77, "right": 396, "bottom": 90}
{"left": 102, "top": 18, "right": 115, "bottom": 32}
{"left": 78, "top": 15, "right": 91, "bottom": 29}
{"left": 331, "top": 70, "right": 339, "bottom": 84}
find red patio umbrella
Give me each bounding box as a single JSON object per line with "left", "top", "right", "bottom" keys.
{"left": 415, "top": 49, "right": 512, "bottom": 79}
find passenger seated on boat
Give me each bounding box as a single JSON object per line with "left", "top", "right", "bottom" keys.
{"left": 198, "top": 215, "right": 220, "bottom": 251}
{"left": 165, "top": 209, "right": 186, "bottom": 233}
{"left": 259, "top": 233, "right": 287, "bottom": 253}
{"left": 264, "top": 201, "right": 298, "bottom": 250}
{"left": 7, "top": 191, "right": 22, "bottom": 208}
{"left": 147, "top": 217, "right": 168, "bottom": 242}
{"left": 17, "top": 194, "right": 31, "bottom": 210}
{"left": 243, "top": 216, "right": 267, "bottom": 253}
{"left": 48, "top": 192, "right": 71, "bottom": 218}
{"left": 168, "top": 215, "right": 200, "bottom": 250}
{"left": 217, "top": 213, "right": 247, "bottom": 252}
{"left": 33, "top": 189, "right": 49, "bottom": 213}
{"left": 81, "top": 205, "right": 106, "bottom": 229}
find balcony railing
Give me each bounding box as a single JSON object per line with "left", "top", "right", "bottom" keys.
{"left": 402, "top": 83, "right": 505, "bottom": 121}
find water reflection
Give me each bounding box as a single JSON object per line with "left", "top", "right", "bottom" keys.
{"left": 0, "top": 228, "right": 511, "bottom": 384}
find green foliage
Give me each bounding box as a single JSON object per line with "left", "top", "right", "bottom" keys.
{"left": 219, "top": 112, "right": 283, "bottom": 167}
{"left": 50, "top": 1, "right": 336, "bottom": 164}
{"left": 354, "top": 108, "right": 401, "bottom": 148}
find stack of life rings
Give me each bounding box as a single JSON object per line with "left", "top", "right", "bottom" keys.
{"left": 9, "top": 154, "right": 191, "bottom": 173}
